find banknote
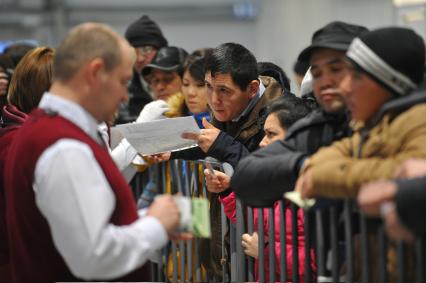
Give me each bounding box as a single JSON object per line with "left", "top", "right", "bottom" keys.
{"left": 284, "top": 191, "right": 316, "bottom": 210}
{"left": 173, "top": 196, "right": 211, "bottom": 238}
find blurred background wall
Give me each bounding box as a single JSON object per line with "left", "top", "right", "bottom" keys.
{"left": 0, "top": 0, "right": 424, "bottom": 91}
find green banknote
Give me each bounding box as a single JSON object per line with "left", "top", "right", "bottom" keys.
{"left": 173, "top": 196, "right": 211, "bottom": 238}
{"left": 191, "top": 197, "right": 211, "bottom": 238}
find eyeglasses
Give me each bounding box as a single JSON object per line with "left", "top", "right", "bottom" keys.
{"left": 135, "top": 46, "right": 155, "bottom": 55}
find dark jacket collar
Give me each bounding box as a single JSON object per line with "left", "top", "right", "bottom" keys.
{"left": 365, "top": 89, "right": 426, "bottom": 130}
{"left": 0, "top": 104, "right": 28, "bottom": 135}
{"left": 285, "top": 107, "right": 349, "bottom": 140}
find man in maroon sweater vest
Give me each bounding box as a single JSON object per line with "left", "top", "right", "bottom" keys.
{"left": 4, "top": 23, "right": 181, "bottom": 282}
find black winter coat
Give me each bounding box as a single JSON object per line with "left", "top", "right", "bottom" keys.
{"left": 396, "top": 177, "right": 426, "bottom": 236}
{"left": 231, "top": 108, "right": 351, "bottom": 207}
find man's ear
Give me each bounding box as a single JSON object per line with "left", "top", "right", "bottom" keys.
{"left": 247, "top": 79, "right": 260, "bottom": 99}
{"left": 86, "top": 58, "right": 105, "bottom": 86}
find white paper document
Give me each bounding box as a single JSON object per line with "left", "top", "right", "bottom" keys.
{"left": 116, "top": 116, "right": 200, "bottom": 155}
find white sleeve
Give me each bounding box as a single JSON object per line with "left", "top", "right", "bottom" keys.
{"left": 110, "top": 138, "right": 138, "bottom": 172}
{"left": 33, "top": 139, "right": 168, "bottom": 280}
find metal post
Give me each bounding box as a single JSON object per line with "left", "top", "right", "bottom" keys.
{"left": 236, "top": 198, "right": 246, "bottom": 282}
{"left": 344, "top": 200, "right": 353, "bottom": 283}
{"left": 291, "top": 203, "right": 299, "bottom": 283}
{"left": 378, "top": 225, "right": 388, "bottom": 283}
{"left": 247, "top": 206, "right": 255, "bottom": 281}
{"left": 279, "top": 200, "right": 287, "bottom": 283}
{"left": 330, "top": 206, "right": 339, "bottom": 283}
{"left": 304, "top": 209, "right": 312, "bottom": 283}
{"left": 268, "top": 207, "right": 276, "bottom": 282}
{"left": 415, "top": 238, "right": 424, "bottom": 283}
{"left": 258, "top": 208, "right": 266, "bottom": 283}
{"left": 360, "top": 213, "right": 369, "bottom": 283}
{"left": 397, "top": 242, "right": 405, "bottom": 283}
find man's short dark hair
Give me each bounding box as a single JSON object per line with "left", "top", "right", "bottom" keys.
{"left": 206, "top": 42, "right": 258, "bottom": 91}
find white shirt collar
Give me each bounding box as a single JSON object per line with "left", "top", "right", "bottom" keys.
{"left": 38, "top": 92, "right": 101, "bottom": 143}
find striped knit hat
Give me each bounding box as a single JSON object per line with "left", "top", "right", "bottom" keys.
{"left": 346, "top": 27, "right": 425, "bottom": 96}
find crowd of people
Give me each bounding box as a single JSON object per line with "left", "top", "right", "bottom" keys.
{"left": 0, "top": 13, "right": 425, "bottom": 283}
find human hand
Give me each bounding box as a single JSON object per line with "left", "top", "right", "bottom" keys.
{"left": 204, "top": 169, "right": 230, "bottom": 193}
{"left": 143, "top": 152, "right": 171, "bottom": 164}
{"left": 357, "top": 180, "right": 398, "bottom": 217}
{"left": 394, "top": 159, "right": 426, "bottom": 179}
{"left": 382, "top": 202, "right": 415, "bottom": 243}
{"left": 147, "top": 194, "right": 180, "bottom": 236}
{"left": 241, "top": 232, "right": 259, "bottom": 258}
{"left": 181, "top": 118, "right": 220, "bottom": 152}
{"left": 295, "top": 169, "right": 314, "bottom": 198}
{"left": 136, "top": 100, "right": 169, "bottom": 123}
{"left": 0, "top": 71, "right": 9, "bottom": 96}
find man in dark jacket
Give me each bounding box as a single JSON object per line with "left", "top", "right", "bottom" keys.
{"left": 230, "top": 21, "right": 368, "bottom": 207}
{"left": 171, "top": 42, "right": 283, "bottom": 166}
{"left": 116, "top": 15, "right": 168, "bottom": 123}
{"left": 165, "top": 42, "right": 283, "bottom": 281}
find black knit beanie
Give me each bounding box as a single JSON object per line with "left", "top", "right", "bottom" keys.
{"left": 125, "top": 15, "right": 168, "bottom": 48}
{"left": 346, "top": 27, "right": 425, "bottom": 96}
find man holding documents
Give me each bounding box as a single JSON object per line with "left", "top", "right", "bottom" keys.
{"left": 167, "top": 42, "right": 283, "bottom": 281}
{"left": 4, "top": 23, "right": 182, "bottom": 281}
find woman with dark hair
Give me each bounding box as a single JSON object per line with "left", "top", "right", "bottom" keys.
{"left": 166, "top": 48, "right": 211, "bottom": 126}
{"left": 138, "top": 49, "right": 212, "bottom": 207}
{"left": 0, "top": 47, "right": 55, "bottom": 281}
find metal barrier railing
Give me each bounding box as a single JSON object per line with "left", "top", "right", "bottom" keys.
{"left": 131, "top": 160, "right": 425, "bottom": 283}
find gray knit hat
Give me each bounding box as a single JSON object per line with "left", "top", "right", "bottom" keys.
{"left": 346, "top": 27, "right": 425, "bottom": 96}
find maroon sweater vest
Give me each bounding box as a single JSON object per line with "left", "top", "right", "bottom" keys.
{"left": 0, "top": 129, "right": 18, "bottom": 282}
{"left": 4, "top": 109, "right": 150, "bottom": 282}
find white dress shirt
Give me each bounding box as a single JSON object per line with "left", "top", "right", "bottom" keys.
{"left": 33, "top": 93, "right": 168, "bottom": 280}
{"left": 98, "top": 122, "right": 138, "bottom": 172}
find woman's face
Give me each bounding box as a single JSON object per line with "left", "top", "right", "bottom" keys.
{"left": 259, "top": 113, "right": 286, "bottom": 148}
{"left": 181, "top": 70, "right": 208, "bottom": 114}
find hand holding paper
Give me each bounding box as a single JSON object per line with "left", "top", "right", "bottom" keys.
{"left": 182, "top": 118, "right": 220, "bottom": 153}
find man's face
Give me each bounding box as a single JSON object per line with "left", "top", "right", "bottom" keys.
{"left": 340, "top": 62, "right": 391, "bottom": 122}
{"left": 98, "top": 43, "right": 134, "bottom": 123}
{"left": 310, "top": 49, "right": 347, "bottom": 113}
{"left": 134, "top": 45, "right": 157, "bottom": 73}
{"left": 148, "top": 69, "right": 182, "bottom": 101}
{"left": 205, "top": 72, "right": 258, "bottom": 122}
